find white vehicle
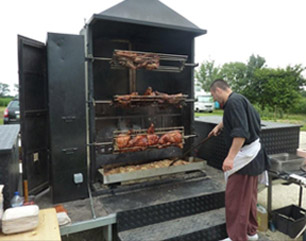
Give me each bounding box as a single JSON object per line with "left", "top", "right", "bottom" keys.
{"left": 194, "top": 95, "right": 214, "bottom": 113}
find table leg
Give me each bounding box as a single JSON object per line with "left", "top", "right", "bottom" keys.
{"left": 299, "top": 185, "right": 303, "bottom": 207}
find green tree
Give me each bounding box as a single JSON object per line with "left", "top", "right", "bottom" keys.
{"left": 246, "top": 54, "right": 266, "bottom": 77}
{"left": 220, "top": 62, "right": 247, "bottom": 93}
{"left": 0, "top": 82, "right": 10, "bottom": 97}
{"left": 195, "top": 60, "right": 222, "bottom": 92}
{"left": 241, "top": 55, "right": 266, "bottom": 103}
{"left": 253, "top": 65, "right": 306, "bottom": 117}
{"left": 13, "top": 84, "right": 19, "bottom": 98}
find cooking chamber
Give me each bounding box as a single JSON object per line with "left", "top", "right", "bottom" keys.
{"left": 88, "top": 19, "right": 198, "bottom": 182}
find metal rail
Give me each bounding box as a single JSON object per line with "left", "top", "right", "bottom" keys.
{"left": 60, "top": 213, "right": 116, "bottom": 238}
{"left": 95, "top": 113, "right": 182, "bottom": 120}
{"left": 92, "top": 98, "right": 196, "bottom": 105}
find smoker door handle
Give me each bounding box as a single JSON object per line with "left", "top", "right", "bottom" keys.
{"left": 62, "top": 116, "right": 76, "bottom": 122}
{"left": 62, "top": 147, "right": 78, "bottom": 155}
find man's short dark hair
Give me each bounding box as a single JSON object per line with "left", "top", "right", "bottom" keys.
{"left": 210, "top": 79, "right": 230, "bottom": 91}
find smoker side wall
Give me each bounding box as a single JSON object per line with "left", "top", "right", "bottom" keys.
{"left": 47, "top": 33, "right": 88, "bottom": 203}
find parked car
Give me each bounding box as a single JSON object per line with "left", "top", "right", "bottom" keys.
{"left": 3, "top": 100, "right": 20, "bottom": 124}
{"left": 194, "top": 95, "right": 214, "bottom": 113}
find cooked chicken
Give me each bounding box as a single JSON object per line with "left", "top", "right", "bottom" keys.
{"left": 144, "top": 87, "right": 155, "bottom": 96}
{"left": 116, "top": 132, "right": 132, "bottom": 149}
{"left": 147, "top": 134, "right": 159, "bottom": 146}
{"left": 147, "top": 123, "right": 155, "bottom": 134}
{"left": 146, "top": 123, "right": 159, "bottom": 146}
{"left": 128, "top": 135, "right": 148, "bottom": 147}
{"left": 115, "top": 124, "right": 183, "bottom": 152}
{"left": 158, "top": 130, "right": 183, "bottom": 148}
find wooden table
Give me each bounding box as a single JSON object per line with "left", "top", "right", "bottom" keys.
{"left": 0, "top": 208, "right": 61, "bottom": 241}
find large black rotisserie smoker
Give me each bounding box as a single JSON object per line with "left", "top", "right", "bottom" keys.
{"left": 18, "top": 0, "right": 206, "bottom": 203}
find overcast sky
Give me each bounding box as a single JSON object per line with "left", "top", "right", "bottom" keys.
{"left": 1, "top": 0, "right": 306, "bottom": 91}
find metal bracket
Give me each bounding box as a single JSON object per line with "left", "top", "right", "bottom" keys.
{"left": 62, "top": 147, "right": 78, "bottom": 155}
{"left": 62, "top": 116, "right": 76, "bottom": 122}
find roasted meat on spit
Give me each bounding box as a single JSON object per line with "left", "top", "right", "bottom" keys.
{"left": 115, "top": 92, "right": 138, "bottom": 106}
{"left": 158, "top": 130, "right": 183, "bottom": 149}
{"left": 128, "top": 135, "right": 148, "bottom": 148}
{"left": 116, "top": 133, "right": 131, "bottom": 149}
{"left": 115, "top": 124, "right": 183, "bottom": 153}
{"left": 114, "top": 87, "right": 185, "bottom": 107}
{"left": 114, "top": 50, "right": 160, "bottom": 70}
{"left": 147, "top": 123, "right": 159, "bottom": 146}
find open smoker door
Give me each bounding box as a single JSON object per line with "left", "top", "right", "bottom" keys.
{"left": 18, "top": 35, "right": 49, "bottom": 195}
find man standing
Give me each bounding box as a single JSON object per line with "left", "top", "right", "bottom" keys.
{"left": 209, "top": 79, "right": 269, "bottom": 241}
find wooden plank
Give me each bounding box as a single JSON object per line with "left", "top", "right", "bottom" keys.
{"left": 0, "top": 208, "right": 61, "bottom": 241}
{"left": 101, "top": 161, "right": 205, "bottom": 184}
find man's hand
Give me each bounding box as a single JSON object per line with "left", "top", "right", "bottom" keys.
{"left": 222, "top": 137, "right": 245, "bottom": 172}
{"left": 208, "top": 122, "right": 223, "bottom": 137}
{"left": 222, "top": 156, "right": 234, "bottom": 172}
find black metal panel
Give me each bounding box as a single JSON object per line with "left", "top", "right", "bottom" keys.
{"left": 47, "top": 33, "right": 88, "bottom": 203}
{"left": 51, "top": 169, "right": 87, "bottom": 204}
{"left": 195, "top": 118, "right": 301, "bottom": 170}
{"left": 165, "top": 223, "right": 227, "bottom": 241}
{"left": 117, "top": 191, "right": 225, "bottom": 232}
{"left": 261, "top": 127, "right": 300, "bottom": 155}
{"left": 92, "top": 38, "right": 129, "bottom": 100}
{"left": 0, "top": 125, "right": 20, "bottom": 209}
{"left": 18, "top": 35, "right": 49, "bottom": 194}
{"left": 95, "top": 147, "right": 182, "bottom": 168}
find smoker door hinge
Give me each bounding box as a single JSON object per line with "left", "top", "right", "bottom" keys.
{"left": 62, "top": 147, "right": 78, "bottom": 155}
{"left": 61, "top": 116, "right": 76, "bottom": 122}
{"left": 85, "top": 54, "right": 93, "bottom": 61}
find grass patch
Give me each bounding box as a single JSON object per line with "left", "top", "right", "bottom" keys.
{"left": 0, "top": 106, "right": 4, "bottom": 125}
{"left": 0, "top": 97, "right": 12, "bottom": 107}
{"left": 195, "top": 109, "right": 223, "bottom": 117}
{"left": 195, "top": 109, "right": 306, "bottom": 131}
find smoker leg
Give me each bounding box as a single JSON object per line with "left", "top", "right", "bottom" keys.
{"left": 102, "top": 224, "right": 112, "bottom": 241}
{"left": 267, "top": 174, "right": 273, "bottom": 218}
{"left": 299, "top": 185, "right": 303, "bottom": 207}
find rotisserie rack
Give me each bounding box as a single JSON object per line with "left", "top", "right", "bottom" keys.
{"left": 111, "top": 49, "right": 189, "bottom": 72}
{"left": 88, "top": 49, "right": 198, "bottom": 73}
{"left": 113, "top": 125, "right": 185, "bottom": 154}
{"left": 113, "top": 87, "right": 188, "bottom": 107}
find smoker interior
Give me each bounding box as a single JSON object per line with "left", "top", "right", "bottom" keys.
{"left": 88, "top": 19, "right": 197, "bottom": 183}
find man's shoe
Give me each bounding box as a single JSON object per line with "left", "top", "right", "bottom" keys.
{"left": 247, "top": 233, "right": 259, "bottom": 240}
